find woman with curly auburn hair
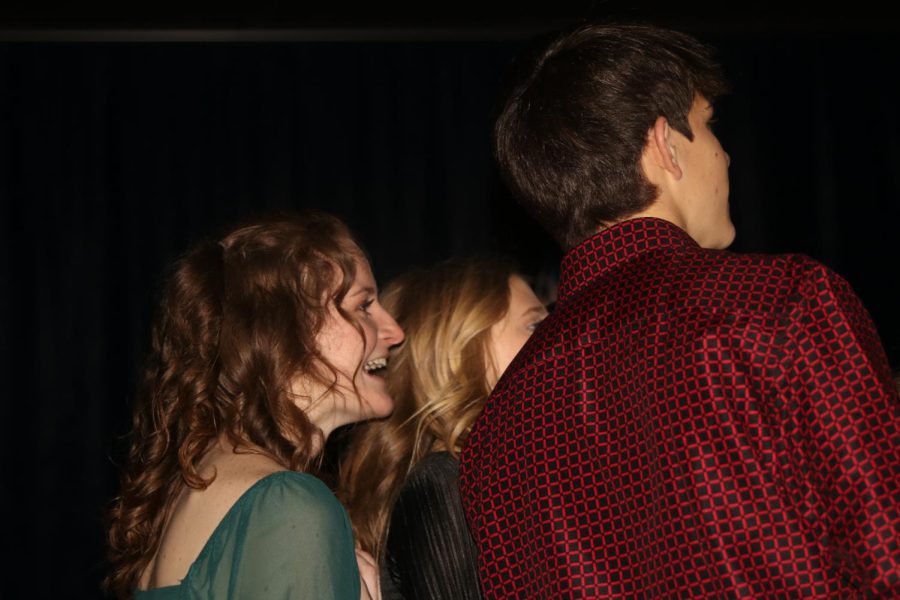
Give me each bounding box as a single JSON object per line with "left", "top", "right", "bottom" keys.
{"left": 338, "top": 258, "right": 548, "bottom": 600}
{"left": 105, "top": 211, "right": 403, "bottom": 600}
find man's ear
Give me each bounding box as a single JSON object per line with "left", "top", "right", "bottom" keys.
{"left": 650, "top": 116, "right": 683, "bottom": 180}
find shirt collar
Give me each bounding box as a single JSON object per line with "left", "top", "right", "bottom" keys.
{"left": 558, "top": 217, "right": 698, "bottom": 301}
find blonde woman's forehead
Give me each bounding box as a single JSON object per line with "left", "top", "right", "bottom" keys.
{"left": 508, "top": 275, "right": 543, "bottom": 310}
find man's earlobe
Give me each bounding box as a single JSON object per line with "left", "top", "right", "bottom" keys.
{"left": 652, "top": 117, "right": 682, "bottom": 180}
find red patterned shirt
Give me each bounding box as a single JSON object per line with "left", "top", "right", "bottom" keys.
{"left": 460, "top": 218, "right": 900, "bottom": 598}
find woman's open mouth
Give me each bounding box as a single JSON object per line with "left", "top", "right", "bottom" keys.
{"left": 363, "top": 357, "right": 388, "bottom": 377}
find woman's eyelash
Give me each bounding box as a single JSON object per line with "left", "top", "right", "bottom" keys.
{"left": 360, "top": 299, "right": 375, "bottom": 313}
{"left": 526, "top": 319, "right": 545, "bottom": 331}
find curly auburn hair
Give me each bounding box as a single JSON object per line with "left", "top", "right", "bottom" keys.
{"left": 105, "top": 211, "right": 365, "bottom": 598}
{"left": 337, "top": 257, "right": 514, "bottom": 558}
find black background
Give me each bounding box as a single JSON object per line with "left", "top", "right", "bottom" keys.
{"left": 1, "top": 2, "right": 899, "bottom": 597}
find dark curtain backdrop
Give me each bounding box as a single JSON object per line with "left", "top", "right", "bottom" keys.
{"left": 0, "top": 30, "right": 898, "bottom": 598}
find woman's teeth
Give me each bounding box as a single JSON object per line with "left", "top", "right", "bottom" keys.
{"left": 363, "top": 357, "right": 388, "bottom": 373}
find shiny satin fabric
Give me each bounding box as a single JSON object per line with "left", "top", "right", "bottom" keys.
{"left": 383, "top": 452, "right": 482, "bottom": 600}
{"left": 461, "top": 218, "right": 900, "bottom": 598}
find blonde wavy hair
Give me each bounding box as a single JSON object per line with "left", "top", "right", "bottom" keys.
{"left": 337, "top": 257, "right": 515, "bottom": 557}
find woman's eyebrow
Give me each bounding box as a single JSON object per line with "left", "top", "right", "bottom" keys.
{"left": 348, "top": 286, "right": 376, "bottom": 298}
{"left": 522, "top": 305, "right": 548, "bottom": 317}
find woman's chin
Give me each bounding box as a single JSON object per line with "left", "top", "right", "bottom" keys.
{"left": 354, "top": 372, "right": 393, "bottom": 419}
{"left": 360, "top": 391, "right": 394, "bottom": 420}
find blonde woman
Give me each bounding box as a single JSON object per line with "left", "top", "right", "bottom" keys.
{"left": 339, "top": 258, "right": 548, "bottom": 599}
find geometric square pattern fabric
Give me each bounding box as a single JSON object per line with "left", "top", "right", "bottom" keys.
{"left": 460, "top": 218, "right": 900, "bottom": 599}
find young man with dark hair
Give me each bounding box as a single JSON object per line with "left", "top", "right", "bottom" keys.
{"left": 460, "top": 23, "right": 900, "bottom": 598}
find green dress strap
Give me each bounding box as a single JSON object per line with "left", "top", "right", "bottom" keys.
{"left": 135, "top": 471, "right": 360, "bottom": 599}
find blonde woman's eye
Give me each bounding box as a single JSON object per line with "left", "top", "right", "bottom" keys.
{"left": 526, "top": 314, "right": 548, "bottom": 332}
{"left": 359, "top": 299, "right": 374, "bottom": 314}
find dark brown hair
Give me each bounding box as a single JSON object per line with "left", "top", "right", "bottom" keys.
{"left": 494, "top": 22, "right": 729, "bottom": 248}
{"left": 105, "top": 211, "right": 364, "bottom": 598}
{"left": 338, "top": 258, "right": 514, "bottom": 557}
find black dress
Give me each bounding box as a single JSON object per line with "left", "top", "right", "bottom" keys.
{"left": 381, "top": 451, "right": 482, "bottom": 600}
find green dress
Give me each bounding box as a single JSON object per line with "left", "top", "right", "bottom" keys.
{"left": 135, "top": 471, "right": 360, "bottom": 599}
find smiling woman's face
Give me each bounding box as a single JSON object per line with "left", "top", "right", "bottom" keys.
{"left": 294, "top": 254, "right": 405, "bottom": 438}
{"left": 486, "top": 275, "right": 548, "bottom": 389}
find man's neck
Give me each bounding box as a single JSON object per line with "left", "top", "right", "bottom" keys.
{"left": 598, "top": 203, "right": 686, "bottom": 235}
